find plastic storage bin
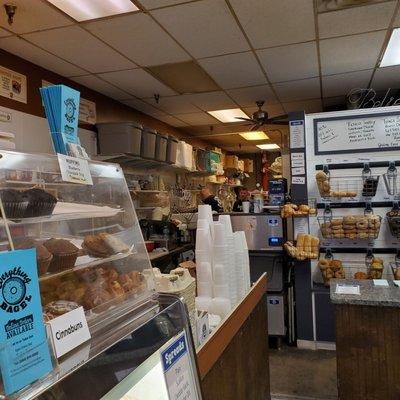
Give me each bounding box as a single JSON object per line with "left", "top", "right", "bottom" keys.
{"left": 97, "top": 122, "right": 142, "bottom": 156}
{"left": 155, "top": 133, "right": 168, "bottom": 162}
{"left": 141, "top": 128, "right": 157, "bottom": 159}
{"left": 166, "top": 136, "right": 178, "bottom": 164}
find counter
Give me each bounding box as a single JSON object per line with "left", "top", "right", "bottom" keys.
{"left": 197, "top": 274, "right": 270, "bottom": 400}
{"left": 330, "top": 279, "right": 400, "bottom": 400}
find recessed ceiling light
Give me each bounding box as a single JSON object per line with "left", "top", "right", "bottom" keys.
{"left": 207, "top": 108, "right": 248, "bottom": 123}
{"left": 47, "top": 0, "right": 139, "bottom": 22}
{"left": 239, "top": 131, "right": 269, "bottom": 141}
{"left": 256, "top": 143, "right": 280, "bottom": 150}
{"left": 381, "top": 28, "right": 400, "bottom": 67}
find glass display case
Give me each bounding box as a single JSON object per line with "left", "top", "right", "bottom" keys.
{"left": 0, "top": 150, "right": 155, "bottom": 334}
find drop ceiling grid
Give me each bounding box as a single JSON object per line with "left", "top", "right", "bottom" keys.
{"left": 0, "top": 0, "right": 399, "bottom": 130}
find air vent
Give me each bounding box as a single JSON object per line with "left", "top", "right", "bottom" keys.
{"left": 147, "top": 61, "right": 220, "bottom": 94}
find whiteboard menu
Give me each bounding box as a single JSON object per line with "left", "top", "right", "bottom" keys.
{"left": 314, "top": 111, "right": 400, "bottom": 155}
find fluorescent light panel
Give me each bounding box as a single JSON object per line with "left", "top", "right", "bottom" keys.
{"left": 239, "top": 131, "right": 269, "bottom": 141}
{"left": 207, "top": 108, "right": 248, "bottom": 123}
{"left": 47, "top": 0, "right": 139, "bottom": 21}
{"left": 381, "top": 28, "right": 400, "bottom": 67}
{"left": 256, "top": 143, "right": 280, "bottom": 150}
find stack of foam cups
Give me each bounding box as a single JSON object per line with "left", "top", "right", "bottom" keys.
{"left": 238, "top": 231, "right": 251, "bottom": 292}
{"left": 233, "top": 231, "right": 247, "bottom": 300}
{"left": 218, "top": 215, "right": 238, "bottom": 305}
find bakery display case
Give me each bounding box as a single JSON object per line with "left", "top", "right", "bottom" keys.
{"left": 0, "top": 150, "right": 155, "bottom": 334}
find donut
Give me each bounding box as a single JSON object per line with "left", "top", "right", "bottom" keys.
{"left": 345, "top": 233, "right": 357, "bottom": 239}
{"left": 330, "top": 260, "right": 342, "bottom": 270}
{"left": 318, "top": 259, "right": 330, "bottom": 269}
{"left": 331, "top": 219, "right": 343, "bottom": 227}
{"left": 331, "top": 225, "right": 344, "bottom": 231}
{"left": 343, "top": 225, "right": 356, "bottom": 231}
{"left": 356, "top": 219, "right": 368, "bottom": 230}
{"left": 335, "top": 270, "right": 345, "bottom": 279}
{"left": 343, "top": 216, "right": 356, "bottom": 225}
{"left": 333, "top": 233, "right": 345, "bottom": 239}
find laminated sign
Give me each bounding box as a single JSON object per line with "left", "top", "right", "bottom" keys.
{"left": 0, "top": 249, "right": 52, "bottom": 395}
{"left": 161, "top": 332, "right": 198, "bottom": 400}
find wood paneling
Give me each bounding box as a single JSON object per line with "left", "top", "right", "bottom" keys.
{"left": 335, "top": 304, "right": 400, "bottom": 400}
{"left": 0, "top": 49, "right": 185, "bottom": 138}
{"left": 198, "top": 274, "right": 270, "bottom": 400}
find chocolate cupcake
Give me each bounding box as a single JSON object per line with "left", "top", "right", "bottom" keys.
{"left": 24, "top": 188, "right": 57, "bottom": 217}
{"left": 43, "top": 238, "right": 79, "bottom": 273}
{"left": 13, "top": 238, "right": 54, "bottom": 276}
{"left": 0, "top": 189, "right": 28, "bottom": 219}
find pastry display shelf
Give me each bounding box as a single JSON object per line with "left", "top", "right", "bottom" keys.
{"left": 39, "top": 249, "right": 136, "bottom": 282}
{"left": 3, "top": 202, "right": 123, "bottom": 225}
{"left": 130, "top": 189, "right": 168, "bottom": 194}
{"left": 314, "top": 259, "right": 390, "bottom": 287}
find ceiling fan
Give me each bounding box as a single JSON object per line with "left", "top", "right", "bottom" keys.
{"left": 235, "top": 100, "right": 288, "bottom": 131}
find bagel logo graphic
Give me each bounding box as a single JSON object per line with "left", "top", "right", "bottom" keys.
{"left": 0, "top": 267, "right": 32, "bottom": 314}
{"left": 64, "top": 98, "right": 76, "bottom": 124}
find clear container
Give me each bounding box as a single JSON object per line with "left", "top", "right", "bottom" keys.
{"left": 155, "top": 133, "right": 168, "bottom": 162}
{"left": 140, "top": 128, "right": 157, "bottom": 159}
{"left": 97, "top": 122, "right": 142, "bottom": 156}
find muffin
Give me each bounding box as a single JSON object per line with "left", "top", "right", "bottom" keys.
{"left": 12, "top": 238, "right": 53, "bottom": 276}
{"left": 43, "top": 238, "right": 79, "bottom": 272}
{"left": 24, "top": 188, "right": 57, "bottom": 217}
{"left": 0, "top": 189, "right": 28, "bottom": 219}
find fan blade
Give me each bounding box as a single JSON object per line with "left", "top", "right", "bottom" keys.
{"left": 270, "top": 114, "right": 288, "bottom": 121}
{"left": 235, "top": 117, "right": 254, "bottom": 122}
{"left": 250, "top": 124, "right": 262, "bottom": 131}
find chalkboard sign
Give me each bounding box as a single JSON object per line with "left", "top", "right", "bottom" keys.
{"left": 314, "top": 111, "right": 400, "bottom": 155}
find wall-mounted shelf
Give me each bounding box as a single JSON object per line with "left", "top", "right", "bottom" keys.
{"left": 315, "top": 161, "right": 400, "bottom": 170}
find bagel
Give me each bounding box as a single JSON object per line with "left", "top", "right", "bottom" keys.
{"left": 318, "top": 259, "right": 330, "bottom": 269}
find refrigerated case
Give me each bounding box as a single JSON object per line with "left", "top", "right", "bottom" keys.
{"left": 0, "top": 151, "right": 202, "bottom": 399}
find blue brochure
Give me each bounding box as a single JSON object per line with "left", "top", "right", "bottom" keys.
{"left": 0, "top": 249, "right": 52, "bottom": 395}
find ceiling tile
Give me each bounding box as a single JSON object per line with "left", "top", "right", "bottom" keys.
{"left": 322, "top": 70, "right": 373, "bottom": 97}
{"left": 0, "top": 0, "right": 72, "bottom": 34}
{"left": 230, "top": 0, "right": 315, "bottom": 48}
{"left": 99, "top": 69, "right": 176, "bottom": 97}
{"left": 183, "top": 91, "right": 237, "bottom": 111}
{"left": 140, "top": 0, "right": 193, "bottom": 10}
{"left": 155, "top": 114, "right": 189, "bottom": 127}
{"left": 273, "top": 78, "right": 321, "bottom": 102}
{"left": 85, "top": 13, "right": 190, "bottom": 67}
{"left": 152, "top": 0, "right": 249, "bottom": 58}
{"left": 0, "top": 36, "right": 86, "bottom": 77}
{"left": 394, "top": 7, "right": 400, "bottom": 26}
{"left": 0, "top": 28, "right": 11, "bottom": 37}
{"left": 198, "top": 52, "right": 266, "bottom": 89}
{"left": 71, "top": 75, "right": 131, "bottom": 100}
{"left": 121, "top": 98, "right": 166, "bottom": 116}
{"left": 257, "top": 42, "right": 319, "bottom": 83}
{"left": 23, "top": 26, "right": 136, "bottom": 73}
{"left": 320, "top": 31, "right": 386, "bottom": 75}
{"left": 227, "top": 85, "right": 278, "bottom": 107}
{"left": 282, "top": 99, "right": 323, "bottom": 113}
{"left": 243, "top": 103, "right": 285, "bottom": 118}
{"left": 174, "top": 112, "right": 220, "bottom": 125}
{"left": 318, "top": 1, "right": 396, "bottom": 39}
{"left": 371, "top": 66, "right": 400, "bottom": 91}
{"left": 323, "top": 96, "right": 346, "bottom": 109}
{"left": 145, "top": 95, "right": 202, "bottom": 114}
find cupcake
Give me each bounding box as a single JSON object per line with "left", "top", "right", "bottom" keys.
{"left": 0, "top": 189, "right": 28, "bottom": 219}
{"left": 43, "top": 238, "right": 79, "bottom": 273}
{"left": 24, "top": 188, "right": 57, "bottom": 217}
{"left": 12, "top": 238, "right": 53, "bottom": 276}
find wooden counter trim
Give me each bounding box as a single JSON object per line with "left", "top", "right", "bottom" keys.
{"left": 196, "top": 273, "right": 267, "bottom": 379}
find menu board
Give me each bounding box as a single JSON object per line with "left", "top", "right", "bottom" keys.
{"left": 314, "top": 111, "right": 400, "bottom": 155}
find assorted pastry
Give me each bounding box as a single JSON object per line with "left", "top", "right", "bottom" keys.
{"left": 0, "top": 187, "right": 57, "bottom": 219}
{"left": 281, "top": 203, "right": 317, "bottom": 218}
{"left": 386, "top": 209, "right": 400, "bottom": 238}
{"left": 315, "top": 171, "right": 357, "bottom": 198}
{"left": 367, "top": 257, "right": 384, "bottom": 279}
{"left": 318, "top": 258, "right": 345, "bottom": 286}
{"left": 284, "top": 234, "right": 319, "bottom": 260}
{"left": 82, "top": 232, "right": 130, "bottom": 258}
{"left": 40, "top": 265, "right": 147, "bottom": 320}
{"left": 320, "top": 215, "right": 381, "bottom": 239}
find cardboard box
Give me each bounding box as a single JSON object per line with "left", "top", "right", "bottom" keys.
{"left": 225, "top": 155, "right": 239, "bottom": 169}
{"left": 243, "top": 159, "right": 254, "bottom": 173}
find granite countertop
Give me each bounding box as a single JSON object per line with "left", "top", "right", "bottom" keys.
{"left": 330, "top": 279, "right": 400, "bottom": 308}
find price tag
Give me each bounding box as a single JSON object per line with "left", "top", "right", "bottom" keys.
{"left": 48, "top": 307, "right": 91, "bottom": 358}
{"left": 373, "top": 279, "right": 389, "bottom": 286}
{"left": 289, "top": 120, "right": 305, "bottom": 148}
{"left": 335, "top": 284, "right": 360, "bottom": 295}
{"left": 161, "top": 332, "right": 198, "bottom": 400}
{"left": 58, "top": 154, "right": 93, "bottom": 185}
{"left": 393, "top": 280, "right": 400, "bottom": 287}
{"left": 292, "top": 167, "right": 305, "bottom": 175}
{"left": 292, "top": 176, "right": 305, "bottom": 185}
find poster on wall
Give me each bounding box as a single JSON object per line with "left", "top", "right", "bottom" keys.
{"left": 314, "top": 111, "right": 400, "bottom": 155}
{"left": 0, "top": 66, "right": 27, "bottom": 104}
{"left": 42, "top": 80, "right": 96, "bottom": 124}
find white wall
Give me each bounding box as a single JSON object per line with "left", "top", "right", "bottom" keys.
{"left": 0, "top": 105, "right": 97, "bottom": 155}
